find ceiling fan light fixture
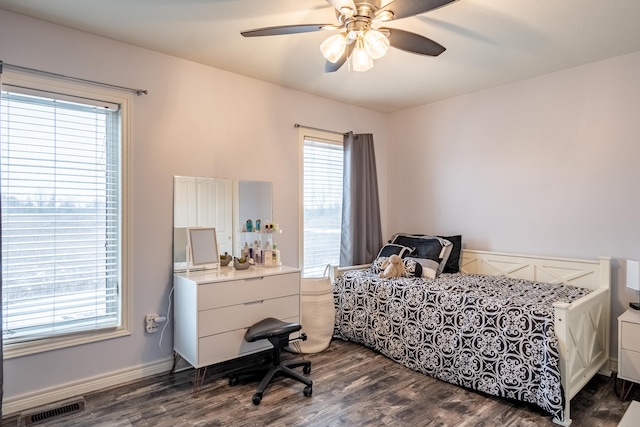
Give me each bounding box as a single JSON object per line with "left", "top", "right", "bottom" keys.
{"left": 242, "top": 0, "right": 457, "bottom": 73}
{"left": 320, "top": 33, "right": 347, "bottom": 63}
{"left": 364, "top": 29, "right": 389, "bottom": 60}
{"left": 351, "top": 38, "right": 373, "bottom": 72}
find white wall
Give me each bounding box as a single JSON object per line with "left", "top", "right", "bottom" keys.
{"left": 0, "top": 10, "right": 389, "bottom": 414}
{"left": 388, "top": 50, "right": 640, "bottom": 358}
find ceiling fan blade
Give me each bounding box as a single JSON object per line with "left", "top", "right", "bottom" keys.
{"left": 382, "top": 0, "right": 458, "bottom": 21}
{"left": 325, "top": 58, "right": 345, "bottom": 73}
{"left": 326, "top": 0, "right": 356, "bottom": 12}
{"left": 241, "top": 24, "right": 338, "bottom": 37}
{"left": 325, "top": 43, "right": 354, "bottom": 73}
{"left": 382, "top": 28, "right": 445, "bottom": 56}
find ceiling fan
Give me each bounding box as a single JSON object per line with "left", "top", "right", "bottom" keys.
{"left": 241, "top": 0, "right": 458, "bottom": 73}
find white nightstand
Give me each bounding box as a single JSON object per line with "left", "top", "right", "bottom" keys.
{"left": 618, "top": 309, "right": 640, "bottom": 399}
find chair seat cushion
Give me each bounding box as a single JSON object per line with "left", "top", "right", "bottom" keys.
{"left": 244, "top": 317, "right": 302, "bottom": 342}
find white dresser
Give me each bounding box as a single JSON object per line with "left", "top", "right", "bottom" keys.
{"left": 173, "top": 265, "right": 301, "bottom": 370}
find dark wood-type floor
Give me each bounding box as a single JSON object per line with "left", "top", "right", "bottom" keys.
{"left": 4, "top": 339, "right": 638, "bottom": 427}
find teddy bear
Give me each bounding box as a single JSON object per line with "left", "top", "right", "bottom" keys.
{"left": 378, "top": 254, "right": 405, "bottom": 279}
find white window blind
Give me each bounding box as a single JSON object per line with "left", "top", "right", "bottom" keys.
{"left": 1, "top": 87, "right": 121, "bottom": 345}
{"left": 302, "top": 137, "right": 343, "bottom": 278}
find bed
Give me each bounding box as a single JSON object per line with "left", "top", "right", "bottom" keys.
{"left": 331, "top": 248, "right": 611, "bottom": 426}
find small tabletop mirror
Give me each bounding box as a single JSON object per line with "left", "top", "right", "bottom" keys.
{"left": 188, "top": 227, "right": 219, "bottom": 269}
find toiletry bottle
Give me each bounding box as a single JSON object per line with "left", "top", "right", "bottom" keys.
{"left": 246, "top": 219, "right": 253, "bottom": 232}
{"left": 263, "top": 241, "right": 272, "bottom": 267}
{"left": 242, "top": 242, "right": 249, "bottom": 259}
{"left": 255, "top": 240, "right": 262, "bottom": 264}
{"left": 256, "top": 219, "right": 261, "bottom": 231}
{"left": 272, "top": 244, "right": 280, "bottom": 266}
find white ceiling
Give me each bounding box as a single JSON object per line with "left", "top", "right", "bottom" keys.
{"left": 1, "top": 0, "right": 639, "bottom": 113}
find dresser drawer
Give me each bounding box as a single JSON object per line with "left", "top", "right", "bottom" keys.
{"left": 198, "top": 314, "right": 299, "bottom": 366}
{"left": 619, "top": 349, "right": 640, "bottom": 383}
{"left": 621, "top": 321, "right": 640, "bottom": 353}
{"left": 199, "top": 294, "right": 300, "bottom": 337}
{"left": 198, "top": 272, "right": 299, "bottom": 310}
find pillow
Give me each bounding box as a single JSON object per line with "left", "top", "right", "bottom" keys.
{"left": 389, "top": 234, "right": 452, "bottom": 277}
{"left": 376, "top": 243, "right": 413, "bottom": 259}
{"left": 438, "top": 235, "right": 462, "bottom": 273}
{"left": 370, "top": 256, "right": 387, "bottom": 274}
{"left": 402, "top": 258, "right": 423, "bottom": 278}
{"left": 389, "top": 233, "right": 462, "bottom": 273}
{"left": 403, "top": 258, "right": 428, "bottom": 277}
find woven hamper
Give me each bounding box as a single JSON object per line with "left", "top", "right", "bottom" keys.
{"left": 296, "top": 276, "right": 335, "bottom": 354}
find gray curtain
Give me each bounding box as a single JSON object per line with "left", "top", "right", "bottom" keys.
{"left": 340, "top": 132, "right": 383, "bottom": 266}
{"left": 1, "top": 201, "right": 3, "bottom": 421}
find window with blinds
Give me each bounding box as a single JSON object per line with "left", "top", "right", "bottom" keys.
{"left": 1, "top": 84, "right": 122, "bottom": 346}
{"left": 302, "top": 134, "right": 343, "bottom": 278}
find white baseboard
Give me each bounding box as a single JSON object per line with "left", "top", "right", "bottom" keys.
{"left": 2, "top": 357, "right": 175, "bottom": 418}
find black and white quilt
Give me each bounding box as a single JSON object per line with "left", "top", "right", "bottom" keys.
{"left": 332, "top": 270, "right": 592, "bottom": 420}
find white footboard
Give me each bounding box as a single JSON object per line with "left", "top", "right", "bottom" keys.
{"left": 460, "top": 250, "right": 611, "bottom": 426}
{"left": 553, "top": 287, "right": 610, "bottom": 425}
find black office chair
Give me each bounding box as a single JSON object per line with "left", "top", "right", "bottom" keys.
{"left": 229, "top": 317, "right": 313, "bottom": 405}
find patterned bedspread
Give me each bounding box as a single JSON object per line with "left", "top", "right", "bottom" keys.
{"left": 332, "top": 270, "right": 591, "bottom": 420}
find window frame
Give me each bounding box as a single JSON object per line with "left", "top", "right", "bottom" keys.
{"left": 297, "top": 127, "right": 344, "bottom": 278}
{"left": 1, "top": 71, "right": 132, "bottom": 358}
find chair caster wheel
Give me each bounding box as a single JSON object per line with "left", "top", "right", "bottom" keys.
{"left": 303, "top": 365, "right": 311, "bottom": 375}
{"left": 303, "top": 385, "right": 312, "bottom": 397}
{"left": 229, "top": 376, "right": 239, "bottom": 386}
{"left": 252, "top": 393, "right": 262, "bottom": 405}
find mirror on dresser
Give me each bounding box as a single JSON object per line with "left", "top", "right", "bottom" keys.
{"left": 172, "top": 176, "right": 273, "bottom": 272}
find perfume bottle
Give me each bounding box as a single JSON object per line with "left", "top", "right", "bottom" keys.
{"left": 246, "top": 219, "right": 253, "bottom": 232}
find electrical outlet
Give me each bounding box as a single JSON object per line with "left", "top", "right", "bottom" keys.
{"left": 146, "top": 313, "right": 159, "bottom": 333}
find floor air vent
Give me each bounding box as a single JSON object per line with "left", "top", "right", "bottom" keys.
{"left": 19, "top": 397, "right": 85, "bottom": 426}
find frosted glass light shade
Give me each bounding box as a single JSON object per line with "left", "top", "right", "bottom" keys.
{"left": 628, "top": 260, "right": 640, "bottom": 291}
{"left": 351, "top": 42, "right": 373, "bottom": 72}
{"left": 320, "top": 33, "right": 347, "bottom": 63}
{"left": 364, "top": 29, "right": 390, "bottom": 60}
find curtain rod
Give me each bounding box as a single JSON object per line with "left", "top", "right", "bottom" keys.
{"left": 0, "top": 61, "right": 148, "bottom": 96}
{"left": 294, "top": 123, "right": 347, "bottom": 136}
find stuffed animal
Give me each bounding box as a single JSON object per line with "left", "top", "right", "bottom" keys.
{"left": 379, "top": 254, "right": 405, "bottom": 279}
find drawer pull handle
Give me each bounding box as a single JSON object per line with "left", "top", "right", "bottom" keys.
{"left": 244, "top": 300, "right": 264, "bottom": 306}
{"left": 244, "top": 276, "right": 265, "bottom": 281}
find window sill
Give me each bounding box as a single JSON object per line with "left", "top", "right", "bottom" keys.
{"left": 3, "top": 326, "right": 131, "bottom": 359}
